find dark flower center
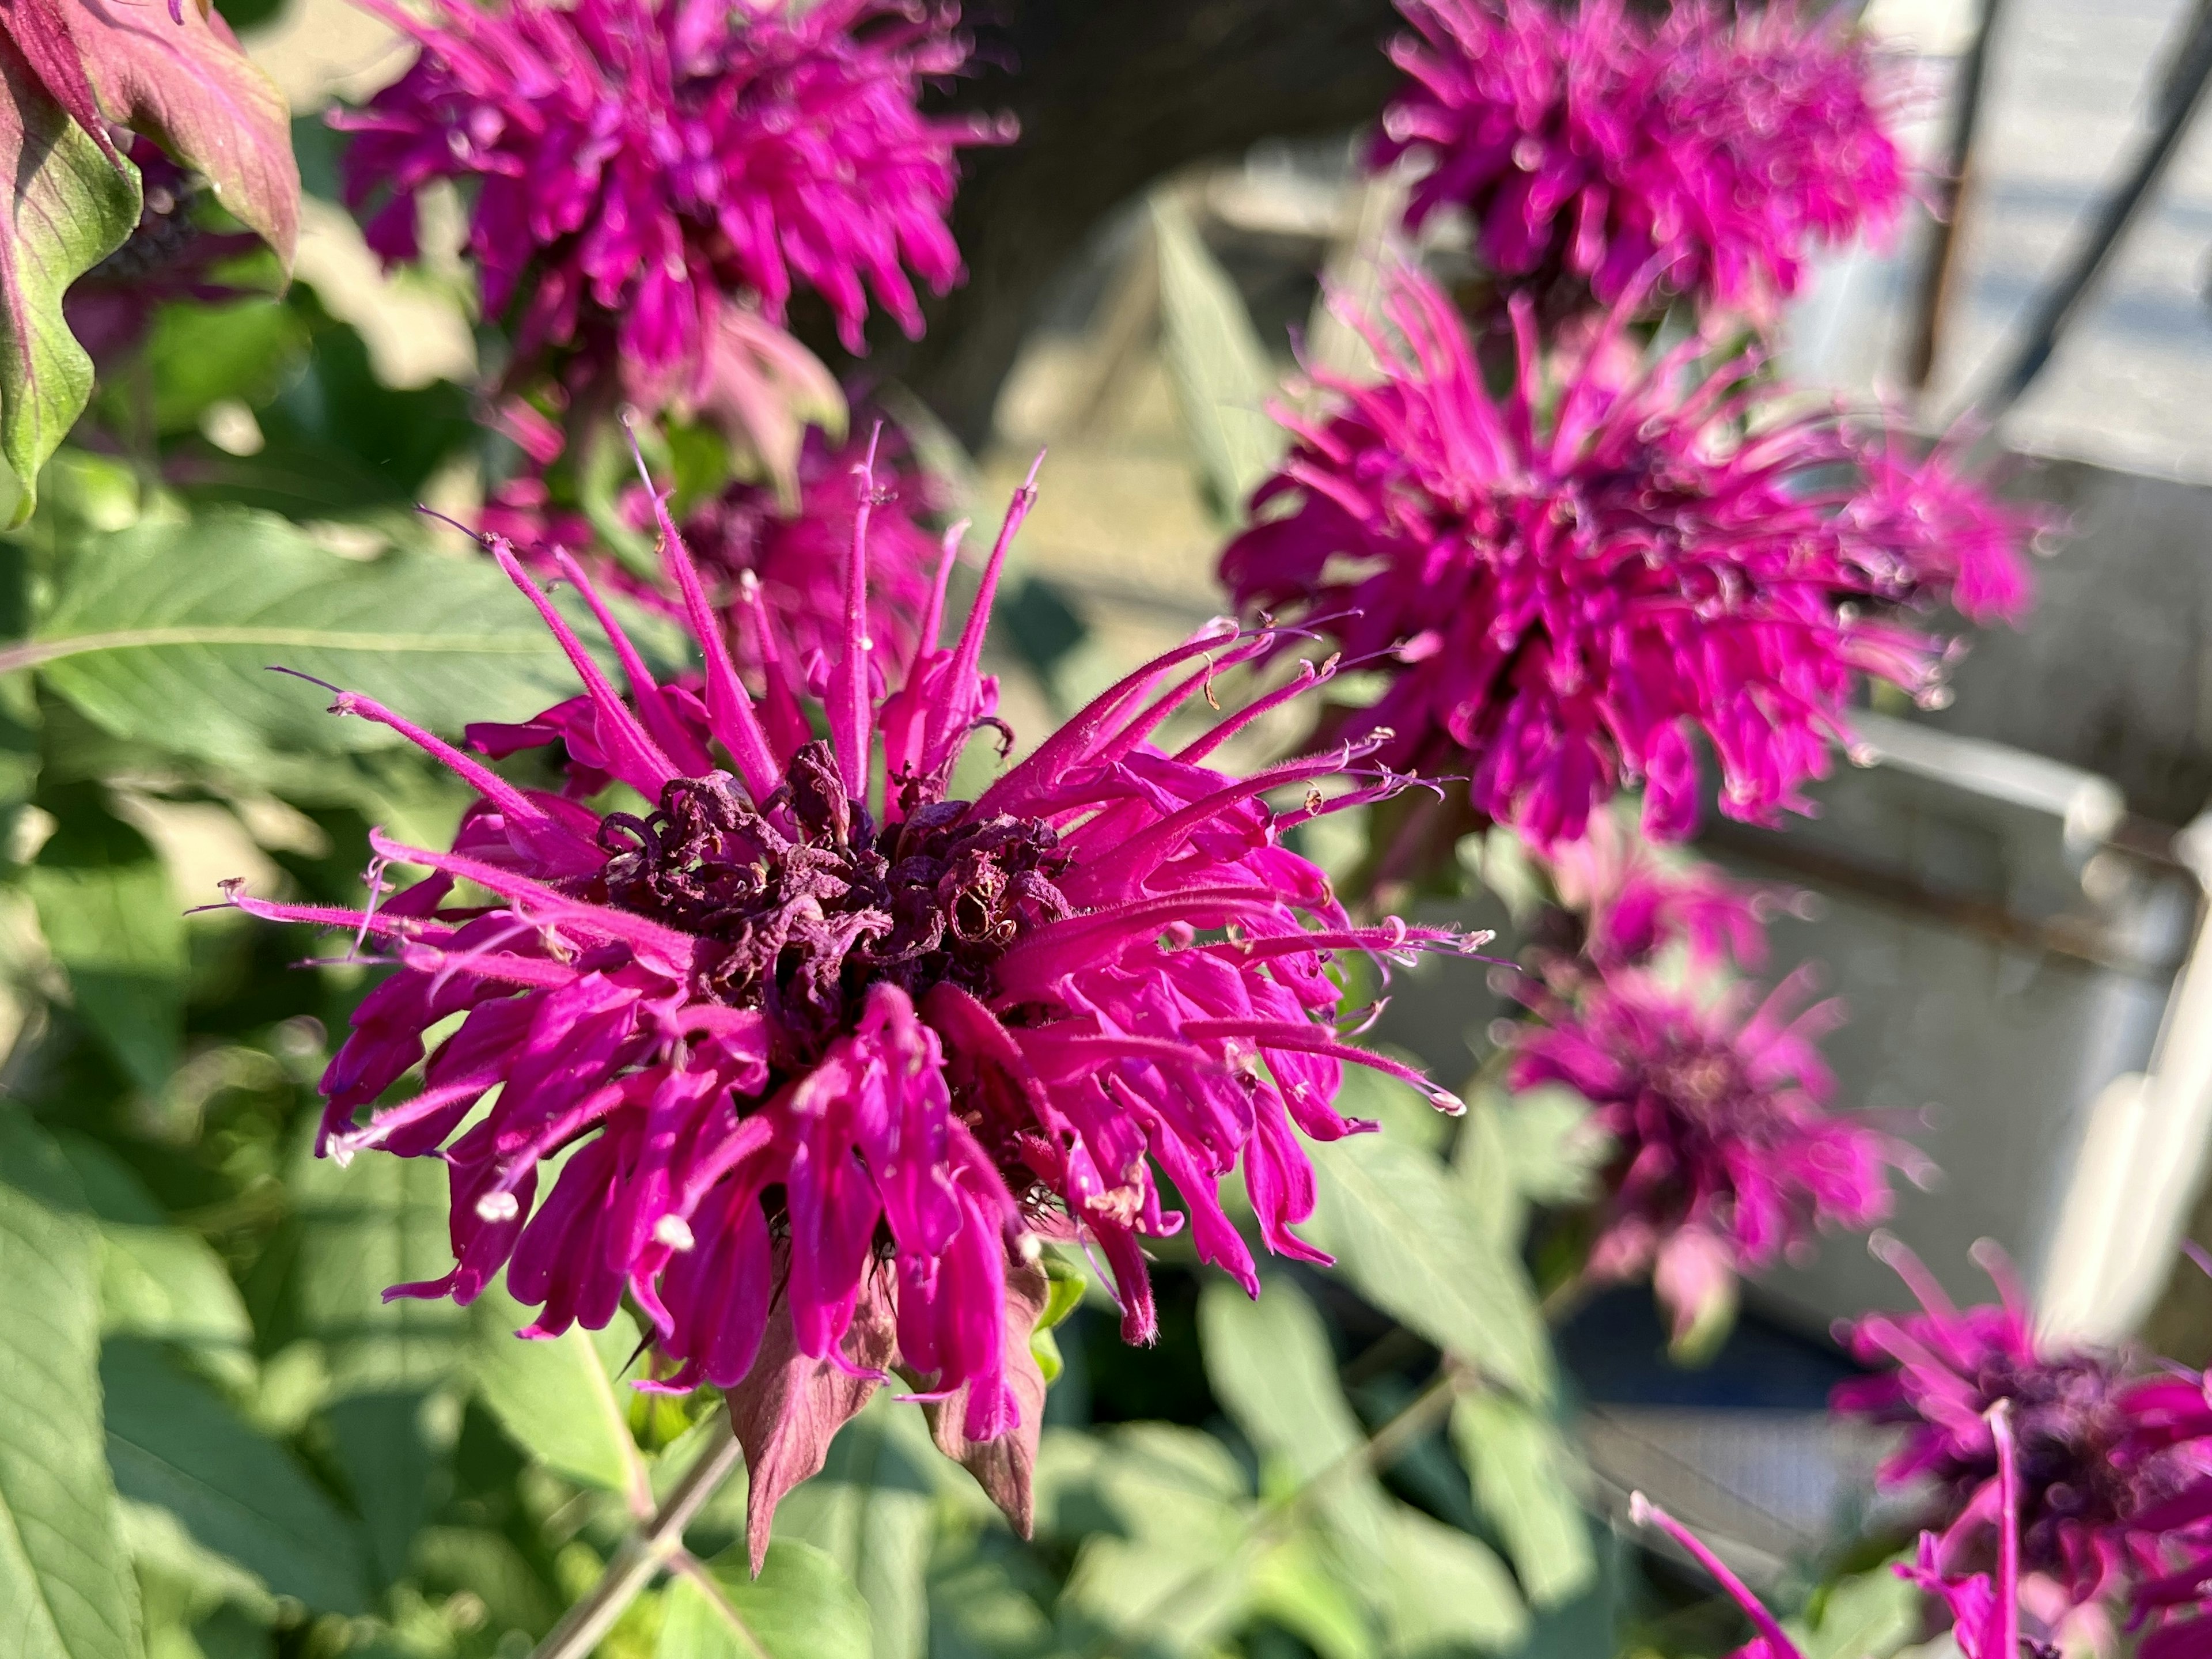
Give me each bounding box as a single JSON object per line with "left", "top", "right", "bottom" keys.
{"left": 1646, "top": 1039, "right": 1763, "bottom": 1139}
{"left": 597, "top": 740, "right": 1073, "bottom": 1066}
{"left": 1949, "top": 1353, "right": 2187, "bottom": 1572}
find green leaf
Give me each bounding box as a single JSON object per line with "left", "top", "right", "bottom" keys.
{"left": 926, "top": 1538, "right": 1057, "bottom": 1659}
{"left": 101, "top": 1337, "right": 369, "bottom": 1614}
{"left": 774, "top": 1399, "right": 935, "bottom": 1659}
{"left": 180, "top": 293, "right": 475, "bottom": 520}
{"left": 0, "top": 51, "right": 139, "bottom": 522}
{"left": 1378, "top": 1508, "right": 1527, "bottom": 1657}
{"left": 1054, "top": 1424, "right": 1256, "bottom": 1657}
{"left": 7, "top": 506, "right": 689, "bottom": 769}
{"left": 1150, "top": 194, "right": 1286, "bottom": 521}
{"left": 658, "top": 1539, "right": 874, "bottom": 1659}
{"left": 25, "top": 783, "right": 185, "bottom": 1095}
{"left": 471, "top": 1281, "right": 650, "bottom": 1509}
{"left": 1248, "top": 1531, "right": 1377, "bottom": 1659}
{"left": 0, "top": 1106, "right": 140, "bottom": 1659}
{"left": 1306, "top": 1070, "right": 1554, "bottom": 1402}
{"left": 291, "top": 1135, "right": 468, "bottom": 1398}
{"left": 1198, "top": 1278, "right": 1389, "bottom": 1558}
{"left": 130, "top": 299, "right": 309, "bottom": 437}
{"left": 55, "top": 1132, "right": 253, "bottom": 1375}
{"left": 412, "top": 1526, "right": 562, "bottom": 1642}
{"left": 324, "top": 1390, "right": 440, "bottom": 1593}
{"left": 1450, "top": 1393, "right": 1593, "bottom": 1611}
{"left": 1785, "top": 1563, "right": 1921, "bottom": 1659}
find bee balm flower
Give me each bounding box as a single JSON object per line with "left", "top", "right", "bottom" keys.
{"left": 1509, "top": 960, "right": 1910, "bottom": 1344}
{"left": 1835, "top": 1240, "right": 2212, "bottom": 1621}
{"left": 1218, "top": 264, "right": 2031, "bottom": 850}
{"left": 1373, "top": 0, "right": 1908, "bottom": 319}
{"left": 335, "top": 0, "right": 1004, "bottom": 396}
{"left": 226, "top": 442, "right": 1479, "bottom": 1556}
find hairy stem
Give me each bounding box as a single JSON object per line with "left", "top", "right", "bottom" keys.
{"left": 529, "top": 1411, "right": 746, "bottom": 1659}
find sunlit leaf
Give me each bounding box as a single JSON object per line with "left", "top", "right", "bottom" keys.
{"left": 0, "top": 1106, "right": 140, "bottom": 1659}
{"left": 0, "top": 45, "right": 138, "bottom": 522}
{"left": 1378, "top": 1507, "right": 1527, "bottom": 1657}
{"left": 1451, "top": 1392, "right": 1594, "bottom": 1611}
{"left": 775, "top": 1398, "right": 935, "bottom": 1659}
{"left": 1150, "top": 193, "right": 1286, "bottom": 521}
{"left": 291, "top": 1134, "right": 468, "bottom": 1398}
{"left": 1785, "top": 1562, "right": 1921, "bottom": 1659}
{"left": 1306, "top": 1074, "right": 1553, "bottom": 1403}
{"left": 101, "top": 1337, "right": 370, "bottom": 1615}
{"left": 472, "top": 1281, "right": 650, "bottom": 1509}
{"left": 13, "top": 507, "right": 675, "bottom": 769}
{"left": 1198, "top": 1277, "right": 1390, "bottom": 1558}
{"left": 25, "top": 783, "right": 184, "bottom": 1096}
{"left": 658, "top": 1539, "right": 873, "bottom": 1659}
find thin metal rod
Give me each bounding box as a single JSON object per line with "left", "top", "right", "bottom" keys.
{"left": 1907, "top": 0, "right": 2010, "bottom": 391}
{"left": 1975, "top": 0, "right": 2212, "bottom": 420}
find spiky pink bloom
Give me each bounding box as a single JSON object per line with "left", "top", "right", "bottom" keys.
{"left": 1508, "top": 960, "right": 1907, "bottom": 1336}
{"left": 1834, "top": 1241, "right": 2212, "bottom": 1621}
{"left": 483, "top": 423, "right": 940, "bottom": 681}
{"left": 1637, "top": 1402, "right": 2044, "bottom": 1659}
{"left": 1218, "top": 265, "right": 2032, "bottom": 851}
{"left": 1544, "top": 813, "right": 1789, "bottom": 976}
{"left": 225, "top": 449, "right": 1477, "bottom": 1551}
{"left": 334, "top": 0, "right": 1003, "bottom": 396}
{"left": 1373, "top": 0, "right": 1908, "bottom": 318}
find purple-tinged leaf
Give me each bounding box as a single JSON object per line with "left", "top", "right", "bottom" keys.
{"left": 923, "top": 1258, "right": 1050, "bottom": 1537}
{"left": 0, "top": 33, "right": 136, "bottom": 522}
{"left": 65, "top": 0, "right": 297, "bottom": 267}
{"left": 728, "top": 1281, "right": 897, "bottom": 1577}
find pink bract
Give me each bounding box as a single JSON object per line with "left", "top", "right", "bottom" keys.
{"left": 1373, "top": 0, "right": 1909, "bottom": 318}
{"left": 225, "top": 442, "right": 1480, "bottom": 1554}
{"left": 1217, "top": 264, "right": 2033, "bottom": 851}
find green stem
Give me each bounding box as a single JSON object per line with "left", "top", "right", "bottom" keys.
{"left": 528, "top": 1410, "right": 744, "bottom": 1659}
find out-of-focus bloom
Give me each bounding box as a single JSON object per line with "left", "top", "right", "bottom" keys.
{"left": 1509, "top": 960, "right": 1909, "bottom": 1343}
{"left": 65, "top": 141, "right": 262, "bottom": 367}
{"left": 1636, "top": 1402, "right": 2046, "bottom": 1659}
{"left": 1544, "top": 810, "right": 1793, "bottom": 975}
{"left": 225, "top": 445, "right": 1482, "bottom": 1554}
{"left": 1373, "top": 0, "right": 1908, "bottom": 319}
{"left": 1834, "top": 1238, "right": 2212, "bottom": 1622}
{"left": 335, "top": 0, "right": 1004, "bottom": 401}
{"left": 1219, "top": 264, "right": 2035, "bottom": 851}
{"left": 484, "top": 422, "right": 940, "bottom": 680}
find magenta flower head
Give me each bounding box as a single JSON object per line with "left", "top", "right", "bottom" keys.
{"left": 334, "top": 0, "right": 1005, "bottom": 397}
{"left": 1218, "top": 264, "right": 2032, "bottom": 851}
{"left": 224, "top": 439, "right": 1480, "bottom": 1555}
{"left": 484, "top": 422, "right": 941, "bottom": 681}
{"left": 1635, "top": 1401, "right": 2043, "bottom": 1659}
{"left": 1508, "top": 960, "right": 1909, "bottom": 1344}
{"left": 1834, "top": 1239, "right": 2212, "bottom": 1618}
{"left": 1373, "top": 0, "right": 1909, "bottom": 319}
{"left": 1545, "top": 813, "right": 1791, "bottom": 976}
